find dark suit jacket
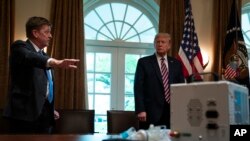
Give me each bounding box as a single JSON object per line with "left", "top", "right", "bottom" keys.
{"left": 3, "top": 40, "right": 54, "bottom": 122}
{"left": 134, "top": 54, "right": 184, "bottom": 124}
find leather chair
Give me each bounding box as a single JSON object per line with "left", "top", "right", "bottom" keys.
{"left": 0, "top": 109, "right": 9, "bottom": 134}
{"left": 53, "top": 109, "right": 95, "bottom": 134}
{"left": 107, "top": 110, "right": 139, "bottom": 134}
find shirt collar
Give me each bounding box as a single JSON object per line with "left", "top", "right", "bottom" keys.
{"left": 29, "top": 40, "right": 41, "bottom": 52}
{"left": 155, "top": 53, "right": 167, "bottom": 61}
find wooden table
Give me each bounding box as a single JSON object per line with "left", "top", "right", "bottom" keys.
{"left": 0, "top": 134, "right": 117, "bottom": 141}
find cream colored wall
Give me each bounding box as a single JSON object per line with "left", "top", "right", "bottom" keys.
{"left": 15, "top": 0, "right": 51, "bottom": 40}
{"left": 191, "top": 0, "right": 213, "bottom": 72}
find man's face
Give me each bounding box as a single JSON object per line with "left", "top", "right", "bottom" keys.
{"left": 32, "top": 25, "right": 52, "bottom": 49}
{"left": 154, "top": 35, "right": 171, "bottom": 56}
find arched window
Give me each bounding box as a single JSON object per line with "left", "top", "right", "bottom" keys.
{"left": 84, "top": 0, "right": 159, "bottom": 133}
{"left": 242, "top": 3, "right": 250, "bottom": 49}
{"left": 242, "top": 2, "right": 250, "bottom": 75}
{"left": 85, "top": 4, "right": 155, "bottom": 42}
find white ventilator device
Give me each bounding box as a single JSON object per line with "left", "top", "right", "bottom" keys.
{"left": 170, "top": 81, "right": 249, "bottom": 141}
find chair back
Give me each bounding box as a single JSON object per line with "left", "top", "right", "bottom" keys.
{"left": 53, "top": 109, "right": 95, "bottom": 134}
{"left": 0, "top": 109, "right": 9, "bottom": 134}
{"left": 107, "top": 110, "right": 139, "bottom": 134}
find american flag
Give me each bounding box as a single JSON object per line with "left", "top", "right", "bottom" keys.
{"left": 224, "top": 63, "right": 237, "bottom": 79}
{"left": 223, "top": 0, "right": 249, "bottom": 86}
{"left": 177, "top": 0, "right": 204, "bottom": 80}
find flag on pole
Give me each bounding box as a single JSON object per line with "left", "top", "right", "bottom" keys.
{"left": 177, "top": 0, "right": 204, "bottom": 80}
{"left": 223, "top": 0, "right": 249, "bottom": 86}
{"left": 225, "top": 62, "right": 237, "bottom": 79}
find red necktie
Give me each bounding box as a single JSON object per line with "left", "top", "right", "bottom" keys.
{"left": 161, "top": 57, "right": 170, "bottom": 103}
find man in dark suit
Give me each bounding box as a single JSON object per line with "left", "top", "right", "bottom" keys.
{"left": 3, "top": 16, "right": 79, "bottom": 134}
{"left": 134, "top": 33, "right": 185, "bottom": 129}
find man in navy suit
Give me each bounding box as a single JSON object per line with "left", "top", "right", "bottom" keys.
{"left": 134, "top": 33, "right": 185, "bottom": 129}
{"left": 3, "top": 16, "right": 79, "bottom": 134}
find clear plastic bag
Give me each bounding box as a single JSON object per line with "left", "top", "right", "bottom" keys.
{"left": 127, "top": 124, "right": 171, "bottom": 141}
{"left": 119, "top": 127, "right": 137, "bottom": 139}
{"left": 147, "top": 124, "right": 171, "bottom": 141}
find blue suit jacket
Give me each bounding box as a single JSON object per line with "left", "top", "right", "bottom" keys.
{"left": 134, "top": 54, "right": 184, "bottom": 124}
{"left": 3, "top": 40, "right": 54, "bottom": 122}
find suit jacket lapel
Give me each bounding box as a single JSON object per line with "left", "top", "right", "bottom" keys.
{"left": 150, "top": 54, "right": 164, "bottom": 87}
{"left": 168, "top": 57, "right": 174, "bottom": 83}
{"left": 26, "top": 39, "right": 55, "bottom": 84}
{"left": 26, "top": 40, "right": 37, "bottom": 52}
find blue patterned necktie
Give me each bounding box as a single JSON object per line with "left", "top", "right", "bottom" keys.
{"left": 161, "top": 57, "right": 170, "bottom": 103}
{"left": 38, "top": 50, "right": 53, "bottom": 103}
{"left": 46, "top": 69, "right": 53, "bottom": 103}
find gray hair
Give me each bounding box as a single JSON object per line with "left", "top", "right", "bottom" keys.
{"left": 154, "top": 33, "right": 171, "bottom": 43}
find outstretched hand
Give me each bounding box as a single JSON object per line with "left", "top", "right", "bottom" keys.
{"left": 49, "top": 58, "right": 80, "bottom": 69}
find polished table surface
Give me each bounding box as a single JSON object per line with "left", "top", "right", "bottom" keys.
{"left": 0, "top": 134, "right": 119, "bottom": 141}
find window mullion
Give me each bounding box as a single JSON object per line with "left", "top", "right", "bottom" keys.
{"left": 119, "top": 4, "right": 129, "bottom": 39}
{"left": 121, "top": 13, "right": 143, "bottom": 40}
{"left": 94, "top": 9, "right": 116, "bottom": 39}
{"left": 110, "top": 3, "right": 118, "bottom": 39}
